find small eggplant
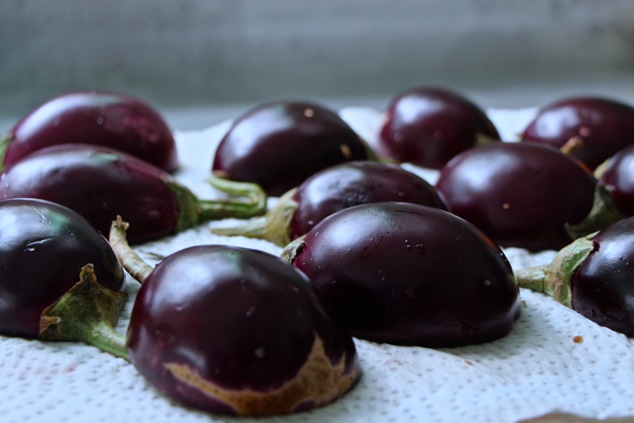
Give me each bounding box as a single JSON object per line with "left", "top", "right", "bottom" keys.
{"left": 283, "top": 202, "right": 520, "bottom": 347}
{"left": 595, "top": 143, "right": 634, "bottom": 217}
{"left": 0, "top": 198, "right": 127, "bottom": 358}
{"left": 521, "top": 96, "right": 634, "bottom": 170}
{"left": 435, "top": 142, "right": 621, "bottom": 252}
{"left": 109, "top": 221, "right": 361, "bottom": 417}
{"left": 377, "top": 87, "right": 500, "bottom": 169}
{"left": 0, "top": 144, "right": 266, "bottom": 244}
{"left": 516, "top": 216, "right": 634, "bottom": 337}
{"left": 212, "top": 100, "right": 371, "bottom": 196}
{"left": 211, "top": 160, "right": 446, "bottom": 246}
{"left": 1, "top": 90, "right": 179, "bottom": 172}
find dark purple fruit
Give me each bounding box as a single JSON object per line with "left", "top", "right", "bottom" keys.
{"left": 211, "top": 160, "right": 446, "bottom": 246}
{"left": 435, "top": 142, "right": 620, "bottom": 251}
{"left": 521, "top": 96, "right": 634, "bottom": 170}
{"left": 516, "top": 216, "right": 634, "bottom": 337}
{"left": 126, "top": 245, "right": 361, "bottom": 416}
{"left": 0, "top": 144, "right": 266, "bottom": 244}
{"left": 1, "top": 90, "right": 179, "bottom": 172}
{"left": 377, "top": 87, "right": 500, "bottom": 169}
{"left": 0, "top": 198, "right": 124, "bottom": 340}
{"left": 596, "top": 144, "right": 634, "bottom": 217}
{"left": 283, "top": 202, "right": 520, "bottom": 347}
{"left": 212, "top": 100, "right": 370, "bottom": 196}
{"left": 290, "top": 161, "right": 446, "bottom": 238}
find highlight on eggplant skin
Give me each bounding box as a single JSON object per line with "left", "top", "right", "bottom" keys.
{"left": 1, "top": 90, "right": 179, "bottom": 172}
{"left": 126, "top": 245, "right": 361, "bottom": 417}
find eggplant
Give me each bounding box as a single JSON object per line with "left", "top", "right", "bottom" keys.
{"left": 377, "top": 87, "right": 500, "bottom": 169}
{"left": 109, "top": 221, "right": 361, "bottom": 417}
{"left": 283, "top": 202, "right": 520, "bottom": 347}
{"left": 0, "top": 198, "right": 127, "bottom": 358}
{"left": 0, "top": 144, "right": 266, "bottom": 244}
{"left": 435, "top": 142, "right": 621, "bottom": 251}
{"left": 521, "top": 96, "right": 634, "bottom": 170}
{"left": 516, "top": 216, "right": 634, "bottom": 337}
{"left": 596, "top": 143, "right": 634, "bottom": 217}
{"left": 1, "top": 90, "right": 179, "bottom": 172}
{"left": 212, "top": 100, "right": 371, "bottom": 196}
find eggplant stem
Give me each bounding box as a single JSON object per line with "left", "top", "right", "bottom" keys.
{"left": 83, "top": 319, "right": 128, "bottom": 360}
{"left": 39, "top": 264, "right": 129, "bottom": 360}
{"left": 210, "top": 188, "right": 298, "bottom": 247}
{"left": 514, "top": 236, "right": 595, "bottom": 308}
{"left": 515, "top": 266, "right": 547, "bottom": 292}
{"left": 109, "top": 216, "right": 153, "bottom": 283}
{"left": 166, "top": 177, "right": 267, "bottom": 234}
{"left": 200, "top": 176, "right": 268, "bottom": 219}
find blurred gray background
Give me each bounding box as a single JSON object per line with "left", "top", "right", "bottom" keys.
{"left": 1, "top": 0, "right": 633, "bottom": 130}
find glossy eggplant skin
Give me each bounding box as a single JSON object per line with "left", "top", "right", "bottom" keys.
{"left": 0, "top": 144, "right": 179, "bottom": 244}
{"left": 0, "top": 198, "right": 124, "bottom": 338}
{"left": 212, "top": 101, "right": 369, "bottom": 196}
{"left": 597, "top": 144, "right": 634, "bottom": 217}
{"left": 3, "top": 90, "right": 179, "bottom": 172}
{"left": 377, "top": 87, "right": 500, "bottom": 169}
{"left": 521, "top": 96, "right": 634, "bottom": 170}
{"left": 290, "top": 161, "right": 446, "bottom": 239}
{"left": 572, "top": 218, "right": 634, "bottom": 336}
{"left": 435, "top": 143, "right": 597, "bottom": 252}
{"left": 127, "top": 245, "right": 360, "bottom": 416}
{"left": 288, "top": 202, "right": 520, "bottom": 347}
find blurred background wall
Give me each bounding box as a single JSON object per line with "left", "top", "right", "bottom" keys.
{"left": 1, "top": 0, "right": 633, "bottom": 128}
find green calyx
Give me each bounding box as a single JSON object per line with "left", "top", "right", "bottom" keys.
{"left": 39, "top": 264, "right": 129, "bottom": 360}
{"left": 565, "top": 184, "right": 621, "bottom": 241}
{"left": 210, "top": 188, "right": 299, "bottom": 247}
{"left": 515, "top": 235, "right": 596, "bottom": 308}
{"left": 167, "top": 176, "right": 267, "bottom": 234}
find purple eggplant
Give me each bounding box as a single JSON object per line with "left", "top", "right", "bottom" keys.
{"left": 212, "top": 100, "right": 371, "bottom": 196}
{"left": 0, "top": 144, "right": 266, "bottom": 244}
{"left": 435, "top": 142, "right": 621, "bottom": 252}
{"left": 1, "top": 90, "right": 179, "bottom": 172}
{"left": 516, "top": 216, "right": 634, "bottom": 337}
{"left": 596, "top": 143, "right": 634, "bottom": 217}
{"left": 377, "top": 87, "right": 500, "bottom": 169}
{"left": 282, "top": 202, "right": 520, "bottom": 347}
{"left": 212, "top": 160, "right": 446, "bottom": 246}
{"left": 521, "top": 96, "right": 634, "bottom": 170}
{"left": 108, "top": 221, "right": 361, "bottom": 417}
{"left": 0, "top": 198, "right": 127, "bottom": 358}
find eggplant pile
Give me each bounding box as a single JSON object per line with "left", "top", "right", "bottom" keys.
{"left": 2, "top": 88, "right": 634, "bottom": 418}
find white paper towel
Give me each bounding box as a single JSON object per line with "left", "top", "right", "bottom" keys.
{"left": 1, "top": 107, "right": 633, "bottom": 423}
